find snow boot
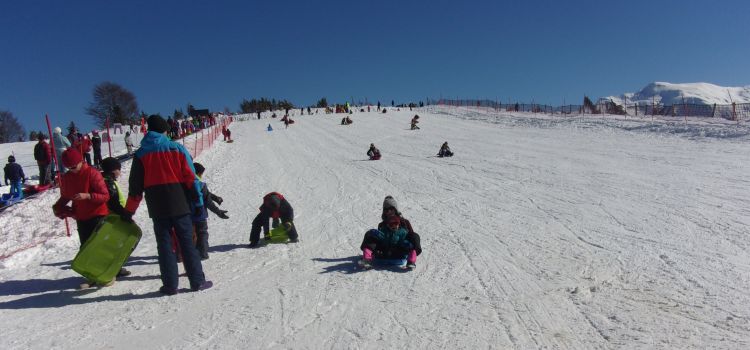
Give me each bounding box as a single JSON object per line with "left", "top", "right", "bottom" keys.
{"left": 406, "top": 250, "right": 417, "bottom": 270}
{"left": 359, "top": 248, "right": 374, "bottom": 269}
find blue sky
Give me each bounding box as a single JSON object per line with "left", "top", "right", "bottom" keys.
{"left": 1, "top": 0, "right": 748, "bottom": 133}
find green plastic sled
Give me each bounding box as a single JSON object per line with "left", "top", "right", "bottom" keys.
{"left": 71, "top": 215, "right": 142, "bottom": 285}
{"left": 266, "top": 225, "right": 290, "bottom": 244}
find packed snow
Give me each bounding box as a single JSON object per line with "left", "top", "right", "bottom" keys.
{"left": 1, "top": 107, "right": 749, "bottom": 349}
{"left": 605, "top": 82, "right": 750, "bottom": 105}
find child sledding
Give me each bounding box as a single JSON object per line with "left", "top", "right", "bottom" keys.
{"left": 437, "top": 142, "right": 453, "bottom": 157}
{"left": 367, "top": 143, "right": 381, "bottom": 160}
{"left": 357, "top": 196, "right": 422, "bottom": 270}
{"left": 341, "top": 116, "right": 353, "bottom": 125}
{"left": 410, "top": 115, "right": 420, "bottom": 130}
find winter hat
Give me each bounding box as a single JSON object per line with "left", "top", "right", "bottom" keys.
{"left": 147, "top": 115, "right": 169, "bottom": 134}
{"left": 100, "top": 157, "right": 121, "bottom": 173}
{"left": 8, "top": 155, "right": 15, "bottom": 163}
{"left": 383, "top": 195, "right": 398, "bottom": 211}
{"left": 193, "top": 162, "right": 205, "bottom": 176}
{"left": 54, "top": 127, "right": 62, "bottom": 134}
{"left": 61, "top": 148, "right": 83, "bottom": 168}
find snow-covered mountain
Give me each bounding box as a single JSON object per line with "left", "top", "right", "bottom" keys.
{"left": 604, "top": 82, "right": 750, "bottom": 105}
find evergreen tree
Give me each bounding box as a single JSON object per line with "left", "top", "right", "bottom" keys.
{"left": 316, "top": 97, "right": 328, "bottom": 108}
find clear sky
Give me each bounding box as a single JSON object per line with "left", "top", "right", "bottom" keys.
{"left": 1, "top": 0, "right": 748, "bottom": 133}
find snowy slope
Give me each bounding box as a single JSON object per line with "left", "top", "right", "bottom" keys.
{"left": 605, "top": 82, "right": 750, "bottom": 105}
{"left": 1, "top": 107, "right": 749, "bottom": 349}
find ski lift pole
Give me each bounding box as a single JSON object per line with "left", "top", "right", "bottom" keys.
{"left": 45, "top": 114, "right": 71, "bottom": 237}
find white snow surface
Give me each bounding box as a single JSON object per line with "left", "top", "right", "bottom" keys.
{"left": 1, "top": 107, "right": 749, "bottom": 349}
{"left": 605, "top": 81, "right": 750, "bottom": 105}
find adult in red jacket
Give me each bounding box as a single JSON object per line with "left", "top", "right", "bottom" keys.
{"left": 124, "top": 115, "right": 211, "bottom": 295}
{"left": 33, "top": 134, "right": 53, "bottom": 185}
{"left": 52, "top": 148, "right": 109, "bottom": 246}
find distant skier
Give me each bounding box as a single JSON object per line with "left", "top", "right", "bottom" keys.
{"left": 4, "top": 155, "right": 25, "bottom": 198}
{"left": 248, "top": 192, "right": 299, "bottom": 247}
{"left": 410, "top": 115, "right": 420, "bottom": 130}
{"left": 367, "top": 143, "right": 381, "bottom": 160}
{"left": 437, "top": 142, "right": 453, "bottom": 157}
{"left": 192, "top": 163, "right": 229, "bottom": 259}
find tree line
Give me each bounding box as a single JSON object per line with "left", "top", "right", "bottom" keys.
{"left": 2, "top": 78, "right": 335, "bottom": 144}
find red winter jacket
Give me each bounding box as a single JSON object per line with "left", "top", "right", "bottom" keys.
{"left": 53, "top": 164, "right": 109, "bottom": 221}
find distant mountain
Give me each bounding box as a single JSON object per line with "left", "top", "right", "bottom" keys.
{"left": 604, "top": 82, "right": 750, "bottom": 105}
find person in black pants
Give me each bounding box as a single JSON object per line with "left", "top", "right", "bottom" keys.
{"left": 249, "top": 192, "right": 298, "bottom": 247}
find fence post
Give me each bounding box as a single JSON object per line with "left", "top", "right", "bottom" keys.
{"left": 45, "top": 114, "right": 71, "bottom": 237}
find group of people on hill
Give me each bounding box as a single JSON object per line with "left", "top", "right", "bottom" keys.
{"left": 53, "top": 116, "right": 218, "bottom": 294}
{"left": 45, "top": 110, "right": 433, "bottom": 295}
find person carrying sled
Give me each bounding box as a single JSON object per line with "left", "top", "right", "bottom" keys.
{"left": 52, "top": 149, "right": 122, "bottom": 285}
{"left": 437, "top": 142, "right": 453, "bottom": 157}
{"left": 99, "top": 157, "right": 133, "bottom": 277}
{"left": 192, "top": 162, "right": 229, "bottom": 259}
{"left": 34, "top": 134, "right": 53, "bottom": 185}
{"left": 367, "top": 143, "right": 381, "bottom": 160}
{"left": 248, "top": 192, "right": 298, "bottom": 247}
{"left": 410, "top": 115, "right": 420, "bottom": 130}
{"left": 4, "top": 155, "right": 25, "bottom": 199}
{"left": 124, "top": 115, "right": 212, "bottom": 295}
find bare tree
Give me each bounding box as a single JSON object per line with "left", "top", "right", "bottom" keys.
{"left": 85, "top": 81, "right": 139, "bottom": 128}
{"left": 0, "top": 110, "right": 26, "bottom": 143}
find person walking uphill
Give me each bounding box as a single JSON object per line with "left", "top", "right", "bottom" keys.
{"left": 123, "top": 115, "right": 212, "bottom": 295}
{"left": 248, "top": 192, "right": 299, "bottom": 247}
{"left": 4, "top": 155, "right": 25, "bottom": 198}
{"left": 52, "top": 149, "right": 116, "bottom": 286}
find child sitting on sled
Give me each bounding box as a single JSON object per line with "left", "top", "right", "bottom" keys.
{"left": 367, "top": 143, "right": 381, "bottom": 160}
{"left": 359, "top": 214, "right": 414, "bottom": 269}
{"left": 437, "top": 142, "right": 453, "bottom": 157}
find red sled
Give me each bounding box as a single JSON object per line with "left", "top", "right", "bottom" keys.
{"left": 369, "top": 154, "right": 381, "bottom": 160}
{"left": 24, "top": 184, "right": 53, "bottom": 196}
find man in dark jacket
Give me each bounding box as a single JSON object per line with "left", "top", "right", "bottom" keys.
{"left": 91, "top": 131, "right": 102, "bottom": 167}
{"left": 4, "top": 155, "right": 25, "bottom": 198}
{"left": 124, "top": 115, "right": 212, "bottom": 295}
{"left": 34, "top": 135, "right": 53, "bottom": 185}
{"left": 248, "top": 192, "right": 298, "bottom": 247}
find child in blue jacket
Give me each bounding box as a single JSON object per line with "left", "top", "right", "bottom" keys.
{"left": 192, "top": 163, "right": 229, "bottom": 259}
